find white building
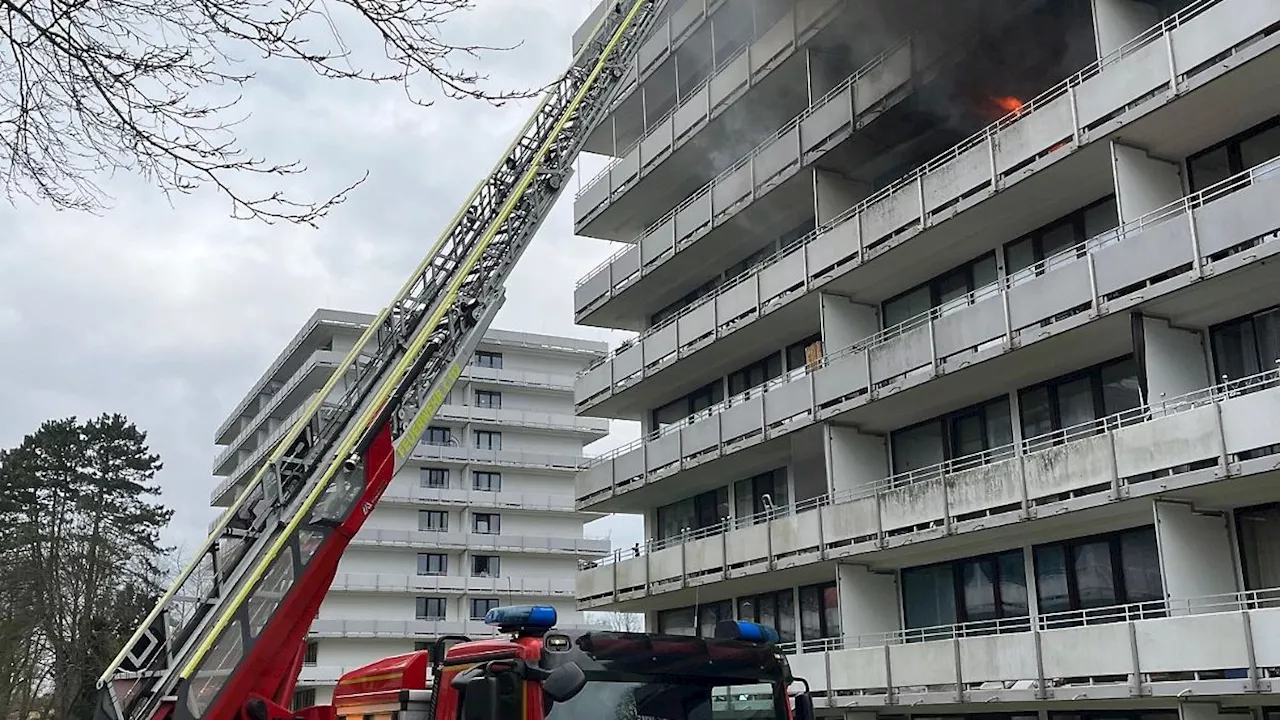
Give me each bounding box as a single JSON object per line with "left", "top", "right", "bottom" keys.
{"left": 210, "top": 309, "right": 611, "bottom": 706}
{"left": 569, "top": 0, "right": 1280, "bottom": 718}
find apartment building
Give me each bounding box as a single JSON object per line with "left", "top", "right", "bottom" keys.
{"left": 569, "top": 0, "right": 1280, "bottom": 717}
{"left": 210, "top": 309, "right": 611, "bottom": 706}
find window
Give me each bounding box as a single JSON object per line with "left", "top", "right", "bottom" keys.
{"left": 473, "top": 471, "right": 502, "bottom": 492}
{"left": 882, "top": 253, "right": 999, "bottom": 328}
{"left": 420, "top": 467, "right": 448, "bottom": 489}
{"left": 475, "top": 390, "right": 502, "bottom": 409}
{"left": 1188, "top": 115, "right": 1280, "bottom": 192}
{"left": 1236, "top": 503, "right": 1280, "bottom": 590}
{"left": 291, "top": 688, "right": 316, "bottom": 711}
{"left": 1003, "top": 197, "right": 1119, "bottom": 278}
{"left": 890, "top": 396, "right": 1014, "bottom": 474}
{"left": 737, "top": 590, "right": 796, "bottom": 644}
{"left": 424, "top": 426, "right": 452, "bottom": 446}
{"left": 473, "top": 513, "right": 500, "bottom": 534}
{"left": 1018, "top": 356, "right": 1141, "bottom": 450}
{"left": 734, "top": 469, "right": 788, "bottom": 520}
{"left": 303, "top": 640, "right": 318, "bottom": 666}
{"left": 474, "top": 430, "right": 502, "bottom": 450}
{"left": 470, "top": 598, "right": 500, "bottom": 620}
{"left": 727, "top": 353, "right": 782, "bottom": 397}
{"left": 417, "top": 553, "right": 447, "bottom": 576}
{"left": 785, "top": 333, "right": 823, "bottom": 371}
{"left": 474, "top": 351, "right": 503, "bottom": 369}
{"left": 650, "top": 380, "right": 725, "bottom": 429}
{"left": 416, "top": 596, "right": 447, "bottom": 621}
{"left": 902, "top": 549, "right": 1029, "bottom": 637}
{"left": 419, "top": 510, "right": 448, "bottom": 532}
{"left": 656, "top": 486, "right": 729, "bottom": 541}
{"left": 1033, "top": 526, "right": 1163, "bottom": 624}
{"left": 798, "top": 582, "right": 840, "bottom": 647}
{"left": 1211, "top": 306, "right": 1280, "bottom": 381}
{"left": 472, "top": 555, "right": 500, "bottom": 577}
{"left": 655, "top": 601, "right": 732, "bottom": 638}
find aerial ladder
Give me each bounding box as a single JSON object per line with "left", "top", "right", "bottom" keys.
{"left": 93, "top": 3, "right": 665, "bottom": 720}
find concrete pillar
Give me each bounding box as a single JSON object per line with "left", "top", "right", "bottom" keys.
{"left": 1111, "top": 141, "right": 1184, "bottom": 223}
{"left": 1134, "top": 314, "right": 1210, "bottom": 412}
{"left": 825, "top": 425, "right": 889, "bottom": 496}
{"left": 836, "top": 564, "right": 900, "bottom": 644}
{"left": 819, "top": 293, "right": 878, "bottom": 354}
{"left": 1091, "top": 0, "right": 1161, "bottom": 58}
{"left": 813, "top": 168, "right": 872, "bottom": 226}
{"left": 1154, "top": 500, "right": 1240, "bottom": 615}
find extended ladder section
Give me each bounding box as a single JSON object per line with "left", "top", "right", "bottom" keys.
{"left": 94, "top": 3, "right": 663, "bottom": 720}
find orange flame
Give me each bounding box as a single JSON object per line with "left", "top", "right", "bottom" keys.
{"left": 993, "top": 96, "right": 1025, "bottom": 115}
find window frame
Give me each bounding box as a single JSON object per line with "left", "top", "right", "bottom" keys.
{"left": 881, "top": 251, "right": 998, "bottom": 329}
{"left": 1187, "top": 114, "right": 1280, "bottom": 193}
{"left": 416, "top": 596, "right": 447, "bottom": 621}
{"left": 474, "top": 351, "right": 503, "bottom": 369}
{"left": 1032, "top": 525, "right": 1164, "bottom": 619}
{"left": 417, "top": 552, "right": 447, "bottom": 576}
{"left": 420, "top": 467, "right": 449, "bottom": 489}
{"left": 472, "top": 512, "right": 501, "bottom": 534}
{"left": 901, "top": 548, "right": 1030, "bottom": 633}
{"left": 1002, "top": 196, "right": 1118, "bottom": 278}
{"left": 424, "top": 426, "right": 452, "bottom": 446}
{"left": 418, "top": 510, "right": 448, "bottom": 532}
{"left": 470, "top": 597, "right": 500, "bottom": 620}
{"left": 471, "top": 554, "right": 500, "bottom": 578}
{"left": 889, "top": 395, "right": 1013, "bottom": 473}
{"left": 475, "top": 389, "right": 502, "bottom": 409}
{"left": 474, "top": 430, "right": 502, "bottom": 450}
{"left": 1017, "top": 354, "right": 1140, "bottom": 448}
{"left": 798, "top": 581, "right": 840, "bottom": 644}
{"left": 472, "top": 470, "right": 502, "bottom": 492}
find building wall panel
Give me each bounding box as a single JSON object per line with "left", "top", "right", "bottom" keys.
{"left": 1023, "top": 435, "right": 1113, "bottom": 499}
{"left": 1113, "top": 405, "right": 1218, "bottom": 478}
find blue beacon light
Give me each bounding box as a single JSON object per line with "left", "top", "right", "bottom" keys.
{"left": 713, "top": 620, "right": 781, "bottom": 644}
{"left": 484, "top": 605, "right": 559, "bottom": 631}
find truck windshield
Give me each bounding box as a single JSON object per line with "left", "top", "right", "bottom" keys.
{"left": 543, "top": 678, "right": 782, "bottom": 720}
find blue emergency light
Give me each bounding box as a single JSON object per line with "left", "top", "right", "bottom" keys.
{"left": 713, "top": 620, "right": 780, "bottom": 644}
{"left": 484, "top": 605, "right": 558, "bottom": 631}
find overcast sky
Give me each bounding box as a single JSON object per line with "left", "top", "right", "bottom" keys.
{"left": 0, "top": 0, "right": 645, "bottom": 560}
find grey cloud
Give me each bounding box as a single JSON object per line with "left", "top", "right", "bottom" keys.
{"left": 0, "top": 0, "right": 640, "bottom": 556}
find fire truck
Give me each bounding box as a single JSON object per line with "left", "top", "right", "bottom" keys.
{"left": 331, "top": 606, "right": 817, "bottom": 720}
{"left": 90, "top": 1, "right": 817, "bottom": 719}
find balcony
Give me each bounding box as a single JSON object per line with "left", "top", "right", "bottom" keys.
{"left": 352, "top": 529, "right": 611, "bottom": 557}
{"left": 410, "top": 445, "right": 587, "bottom": 473}
{"left": 574, "top": 0, "right": 844, "bottom": 239}
{"left": 209, "top": 400, "right": 323, "bottom": 507}
{"left": 461, "top": 365, "right": 575, "bottom": 393}
{"left": 785, "top": 589, "right": 1280, "bottom": 706}
{"left": 577, "top": 367, "right": 1280, "bottom": 605}
{"left": 574, "top": 0, "right": 1280, "bottom": 415}
{"left": 576, "top": 154, "right": 1280, "bottom": 510}
{"left": 433, "top": 405, "right": 609, "bottom": 439}
{"left": 328, "top": 573, "right": 576, "bottom": 598}
{"left": 214, "top": 309, "right": 369, "bottom": 445}
{"left": 378, "top": 487, "right": 579, "bottom": 514}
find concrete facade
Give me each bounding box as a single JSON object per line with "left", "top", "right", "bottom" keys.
{"left": 570, "top": 0, "right": 1280, "bottom": 717}
{"left": 211, "top": 309, "right": 611, "bottom": 706}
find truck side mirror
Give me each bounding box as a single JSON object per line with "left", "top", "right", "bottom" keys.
{"left": 542, "top": 662, "right": 587, "bottom": 702}
{"left": 460, "top": 676, "right": 498, "bottom": 720}
{"left": 792, "top": 692, "right": 816, "bottom": 720}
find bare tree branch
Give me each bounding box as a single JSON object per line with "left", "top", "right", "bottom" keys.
{"left": 0, "top": 0, "right": 536, "bottom": 225}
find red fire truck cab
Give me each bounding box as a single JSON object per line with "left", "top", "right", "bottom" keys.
{"left": 329, "top": 605, "right": 816, "bottom": 720}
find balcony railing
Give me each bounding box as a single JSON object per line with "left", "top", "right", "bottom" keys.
{"left": 577, "top": 367, "right": 1280, "bottom": 587}
{"left": 328, "top": 573, "right": 577, "bottom": 597}
{"left": 352, "top": 528, "right": 612, "bottom": 556}
{"left": 778, "top": 587, "right": 1280, "bottom": 702}
{"left": 573, "top": 0, "right": 1268, "bottom": 390}
{"left": 575, "top": 150, "right": 1280, "bottom": 499}
{"left": 378, "top": 487, "right": 579, "bottom": 513}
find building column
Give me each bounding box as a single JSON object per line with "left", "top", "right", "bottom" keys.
{"left": 1153, "top": 500, "right": 1240, "bottom": 615}
{"left": 835, "top": 563, "right": 900, "bottom": 645}
{"left": 813, "top": 168, "right": 871, "bottom": 227}
{"left": 1091, "top": 0, "right": 1162, "bottom": 59}
{"left": 1111, "top": 140, "right": 1185, "bottom": 223}
{"left": 825, "top": 424, "right": 889, "bottom": 497}
{"left": 1133, "top": 314, "right": 1210, "bottom": 412}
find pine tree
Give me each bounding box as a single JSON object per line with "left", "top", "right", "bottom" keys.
{"left": 0, "top": 414, "right": 172, "bottom": 720}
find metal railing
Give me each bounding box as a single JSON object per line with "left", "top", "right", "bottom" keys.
{"left": 575, "top": 0, "right": 1222, "bottom": 377}
{"left": 580, "top": 366, "right": 1280, "bottom": 568}
{"left": 577, "top": 35, "right": 912, "bottom": 284}
{"left": 578, "top": 147, "right": 1280, "bottom": 471}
